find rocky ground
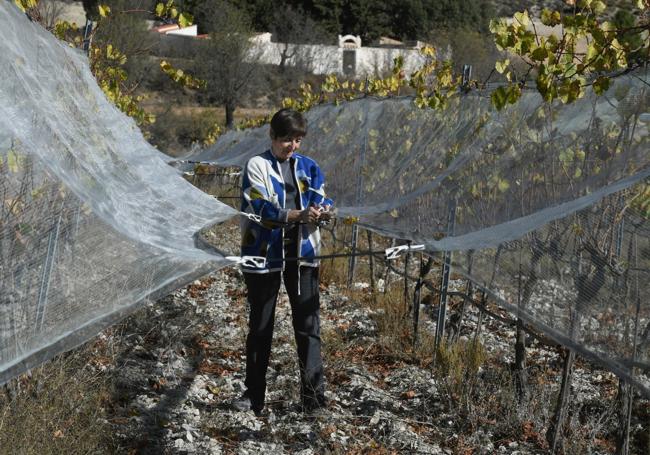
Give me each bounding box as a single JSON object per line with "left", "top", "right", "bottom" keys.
{"left": 101, "top": 221, "right": 646, "bottom": 454}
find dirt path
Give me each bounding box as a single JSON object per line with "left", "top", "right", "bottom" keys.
{"left": 106, "top": 223, "right": 625, "bottom": 454}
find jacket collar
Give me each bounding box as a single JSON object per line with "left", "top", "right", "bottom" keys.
{"left": 264, "top": 149, "right": 302, "bottom": 170}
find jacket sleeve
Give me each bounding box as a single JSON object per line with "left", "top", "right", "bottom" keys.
{"left": 242, "top": 158, "right": 284, "bottom": 222}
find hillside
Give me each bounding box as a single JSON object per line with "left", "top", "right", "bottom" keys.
{"left": 491, "top": 0, "right": 639, "bottom": 16}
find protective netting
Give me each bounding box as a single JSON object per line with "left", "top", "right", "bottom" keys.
{"left": 455, "top": 199, "right": 650, "bottom": 395}
{"left": 2, "top": 0, "right": 649, "bottom": 398}
{"left": 0, "top": 2, "right": 236, "bottom": 384}
{"left": 186, "top": 70, "right": 650, "bottom": 394}
{"left": 193, "top": 77, "right": 649, "bottom": 247}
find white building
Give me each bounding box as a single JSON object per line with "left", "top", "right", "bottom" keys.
{"left": 153, "top": 23, "right": 432, "bottom": 78}
{"left": 248, "top": 33, "right": 430, "bottom": 78}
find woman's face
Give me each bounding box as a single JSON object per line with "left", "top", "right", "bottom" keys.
{"left": 271, "top": 135, "right": 303, "bottom": 161}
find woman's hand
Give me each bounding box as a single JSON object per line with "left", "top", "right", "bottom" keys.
{"left": 300, "top": 206, "right": 322, "bottom": 224}
{"left": 287, "top": 207, "right": 321, "bottom": 224}
{"left": 318, "top": 206, "right": 336, "bottom": 222}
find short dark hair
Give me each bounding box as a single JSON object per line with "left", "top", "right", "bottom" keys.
{"left": 270, "top": 108, "right": 307, "bottom": 139}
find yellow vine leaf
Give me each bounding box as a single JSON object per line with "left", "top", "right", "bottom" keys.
{"left": 98, "top": 4, "right": 111, "bottom": 17}
{"left": 14, "top": 0, "right": 38, "bottom": 12}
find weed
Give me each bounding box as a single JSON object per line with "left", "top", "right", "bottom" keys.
{"left": 434, "top": 338, "right": 486, "bottom": 410}
{"left": 0, "top": 339, "right": 115, "bottom": 454}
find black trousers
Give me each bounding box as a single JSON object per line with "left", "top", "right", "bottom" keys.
{"left": 243, "top": 262, "right": 324, "bottom": 408}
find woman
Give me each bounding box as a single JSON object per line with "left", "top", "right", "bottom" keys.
{"left": 236, "top": 108, "right": 333, "bottom": 415}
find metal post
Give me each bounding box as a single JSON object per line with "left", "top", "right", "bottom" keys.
{"left": 36, "top": 204, "right": 64, "bottom": 331}
{"left": 367, "top": 230, "right": 376, "bottom": 294}
{"left": 435, "top": 199, "right": 457, "bottom": 350}
{"left": 461, "top": 64, "right": 473, "bottom": 93}
{"left": 403, "top": 240, "right": 411, "bottom": 311}
{"left": 347, "top": 116, "right": 368, "bottom": 288}
{"left": 412, "top": 255, "right": 422, "bottom": 347}
{"left": 615, "top": 219, "right": 624, "bottom": 293}
{"left": 383, "top": 238, "right": 396, "bottom": 295}
{"left": 347, "top": 224, "right": 359, "bottom": 287}
{"left": 413, "top": 255, "right": 433, "bottom": 347}
{"left": 82, "top": 20, "right": 94, "bottom": 54}
{"left": 625, "top": 233, "right": 641, "bottom": 455}
{"left": 617, "top": 226, "right": 635, "bottom": 455}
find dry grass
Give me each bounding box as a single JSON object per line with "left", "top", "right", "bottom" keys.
{"left": 322, "top": 226, "right": 650, "bottom": 454}
{"left": 0, "top": 337, "right": 116, "bottom": 455}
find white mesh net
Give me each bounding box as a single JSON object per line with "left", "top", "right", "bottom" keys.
{"left": 2, "top": 1, "right": 649, "bottom": 397}
{"left": 0, "top": 2, "right": 235, "bottom": 383}
{"left": 188, "top": 70, "right": 650, "bottom": 394}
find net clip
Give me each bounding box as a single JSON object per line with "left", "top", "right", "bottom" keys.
{"left": 241, "top": 212, "right": 262, "bottom": 224}
{"left": 385, "top": 244, "right": 425, "bottom": 260}
{"left": 226, "top": 256, "right": 267, "bottom": 269}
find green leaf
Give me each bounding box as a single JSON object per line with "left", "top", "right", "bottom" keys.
{"left": 586, "top": 42, "right": 601, "bottom": 62}
{"left": 591, "top": 0, "right": 606, "bottom": 15}
{"left": 495, "top": 59, "right": 510, "bottom": 74}
{"left": 541, "top": 9, "right": 561, "bottom": 26}
{"left": 559, "top": 148, "right": 575, "bottom": 163}
{"left": 489, "top": 18, "right": 507, "bottom": 34}
{"left": 393, "top": 55, "right": 404, "bottom": 72}
{"left": 491, "top": 86, "right": 508, "bottom": 110}
{"left": 530, "top": 46, "right": 549, "bottom": 61}
{"left": 515, "top": 33, "right": 535, "bottom": 55}
{"left": 513, "top": 10, "right": 531, "bottom": 27}
{"left": 506, "top": 84, "right": 522, "bottom": 104}
{"left": 98, "top": 4, "right": 111, "bottom": 17}
{"left": 536, "top": 70, "right": 556, "bottom": 102}
{"left": 178, "top": 12, "right": 193, "bottom": 27}
{"left": 155, "top": 2, "right": 165, "bottom": 16}
{"left": 593, "top": 76, "right": 610, "bottom": 95}
{"left": 428, "top": 94, "right": 442, "bottom": 109}
{"left": 559, "top": 79, "right": 583, "bottom": 104}
{"left": 601, "top": 21, "right": 616, "bottom": 33}
{"left": 611, "top": 39, "right": 628, "bottom": 67}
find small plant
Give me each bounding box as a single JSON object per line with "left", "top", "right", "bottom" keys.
{"left": 434, "top": 338, "right": 487, "bottom": 408}
{"left": 0, "top": 340, "right": 115, "bottom": 454}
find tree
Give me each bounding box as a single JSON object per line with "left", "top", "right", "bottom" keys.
{"left": 192, "top": 0, "right": 258, "bottom": 128}
{"left": 309, "top": 0, "right": 344, "bottom": 39}
{"left": 230, "top": 0, "right": 276, "bottom": 32}
{"left": 93, "top": 0, "right": 158, "bottom": 88}
{"left": 424, "top": 0, "right": 494, "bottom": 33}
{"left": 386, "top": 0, "right": 429, "bottom": 41}
{"left": 341, "top": 0, "right": 392, "bottom": 43}
{"left": 81, "top": 0, "right": 100, "bottom": 20}
{"left": 268, "top": 6, "right": 329, "bottom": 73}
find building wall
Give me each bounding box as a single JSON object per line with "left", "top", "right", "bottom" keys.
{"left": 247, "top": 34, "right": 428, "bottom": 77}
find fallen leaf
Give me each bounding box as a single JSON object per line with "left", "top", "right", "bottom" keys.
{"left": 401, "top": 390, "right": 416, "bottom": 399}
{"left": 206, "top": 384, "right": 220, "bottom": 395}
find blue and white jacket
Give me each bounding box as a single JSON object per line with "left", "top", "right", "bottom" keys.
{"left": 240, "top": 149, "right": 334, "bottom": 273}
